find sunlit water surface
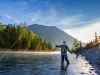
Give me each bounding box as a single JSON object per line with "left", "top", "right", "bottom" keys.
{"left": 0, "top": 52, "right": 97, "bottom": 75}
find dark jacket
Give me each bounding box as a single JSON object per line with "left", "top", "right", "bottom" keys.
{"left": 56, "top": 45, "right": 71, "bottom": 53}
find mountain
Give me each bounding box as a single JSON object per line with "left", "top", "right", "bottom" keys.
{"left": 28, "top": 24, "right": 76, "bottom": 48}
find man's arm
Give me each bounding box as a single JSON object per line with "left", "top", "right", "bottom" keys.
{"left": 55, "top": 45, "right": 61, "bottom": 48}
{"left": 66, "top": 46, "right": 72, "bottom": 53}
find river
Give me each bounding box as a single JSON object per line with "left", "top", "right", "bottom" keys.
{"left": 0, "top": 51, "right": 97, "bottom": 75}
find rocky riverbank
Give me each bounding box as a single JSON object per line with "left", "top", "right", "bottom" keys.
{"left": 82, "top": 46, "right": 100, "bottom": 75}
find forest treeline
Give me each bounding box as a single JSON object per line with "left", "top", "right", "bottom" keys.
{"left": 0, "top": 23, "right": 52, "bottom": 51}
{"left": 71, "top": 32, "right": 100, "bottom": 54}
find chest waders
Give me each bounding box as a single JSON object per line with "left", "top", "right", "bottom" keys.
{"left": 61, "top": 53, "right": 69, "bottom": 66}
{"left": 61, "top": 45, "right": 69, "bottom": 66}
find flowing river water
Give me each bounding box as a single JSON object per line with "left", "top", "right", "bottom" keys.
{"left": 0, "top": 51, "right": 97, "bottom": 75}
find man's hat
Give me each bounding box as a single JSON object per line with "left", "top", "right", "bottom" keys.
{"left": 63, "top": 41, "right": 66, "bottom": 43}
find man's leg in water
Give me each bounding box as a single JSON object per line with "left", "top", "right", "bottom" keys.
{"left": 61, "top": 54, "right": 64, "bottom": 69}
{"left": 64, "top": 54, "right": 70, "bottom": 65}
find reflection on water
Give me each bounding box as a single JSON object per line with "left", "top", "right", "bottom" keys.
{"left": 60, "top": 64, "right": 69, "bottom": 75}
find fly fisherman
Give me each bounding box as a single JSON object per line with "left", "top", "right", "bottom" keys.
{"left": 55, "top": 41, "right": 72, "bottom": 69}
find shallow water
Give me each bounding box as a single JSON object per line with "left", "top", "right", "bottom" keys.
{"left": 0, "top": 52, "right": 97, "bottom": 75}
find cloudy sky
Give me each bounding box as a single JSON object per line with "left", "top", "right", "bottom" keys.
{"left": 0, "top": 0, "right": 100, "bottom": 42}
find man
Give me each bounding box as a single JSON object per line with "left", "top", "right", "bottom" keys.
{"left": 55, "top": 41, "right": 72, "bottom": 68}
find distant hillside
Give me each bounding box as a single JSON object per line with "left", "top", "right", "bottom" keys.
{"left": 28, "top": 24, "right": 76, "bottom": 48}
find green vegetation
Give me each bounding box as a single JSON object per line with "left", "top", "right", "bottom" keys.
{"left": 71, "top": 40, "right": 83, "bottom": 54}
{"left": 86, "top": 32, "right": 100, "bottom": 49}
{"left": 0, "top": 23, "right": 52, "bottom": 51}
{"left": 71, "top": 32, "right": 100, "bottom": 54}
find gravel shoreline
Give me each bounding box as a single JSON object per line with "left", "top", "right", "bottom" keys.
{"left": 82, "top": 46, "right": 100, "bottom": 75}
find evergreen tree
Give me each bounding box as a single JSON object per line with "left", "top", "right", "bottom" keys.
{"left": 95, "top": 32, "right": 98, "bottom": 43}
{"left": 0, "top": 24, "right": 53, "bottom": 51}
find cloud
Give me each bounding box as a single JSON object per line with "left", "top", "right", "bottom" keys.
{"left": 30, "top": 14, "right": 39, "bottom": 22}
{"left": 26, "top": 9, "right": 59, "bottom": 25}
{"left": 6, "top": 15, "right": 19, "bottom": 23}
{"left": 60, "top": 15, "right": 81, "bottom": 25}
{"left": 57, "top": 15, "right": 88, "bottom": 29}
{"left": 29, "top": 8, "right": 86, "bottom": 28}
{"left": 64, "top": 19, "right": 100, "bottom": 43}
{"left": 31, "top": 16, "right": 39, "bottom": 22}
{"left": 1, "top": 12, "right": 20, "bottom": 24}
{"left": 27, "top": 11, "right": 41, "bottom": 22}
{"left": 32, "top": 9, "right": 87, "bottom": 28}
{"left": 5, "top": 15, "right": 12, "bottom": 19}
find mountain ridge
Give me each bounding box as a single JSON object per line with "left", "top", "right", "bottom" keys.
{"left": 28, "top": 24, "right": 76, "bottom": 48}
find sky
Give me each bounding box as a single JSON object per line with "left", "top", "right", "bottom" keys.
{"left": 0, "top": 0, "right": 100, "bottom": 42}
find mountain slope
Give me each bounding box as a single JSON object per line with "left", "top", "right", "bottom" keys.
{"left": 28, "top": 24, "right": 76, "bottom": 47}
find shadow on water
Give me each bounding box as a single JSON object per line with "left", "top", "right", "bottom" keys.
{"left": 60, "top": 64, "right": 69, "bottom": 75}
